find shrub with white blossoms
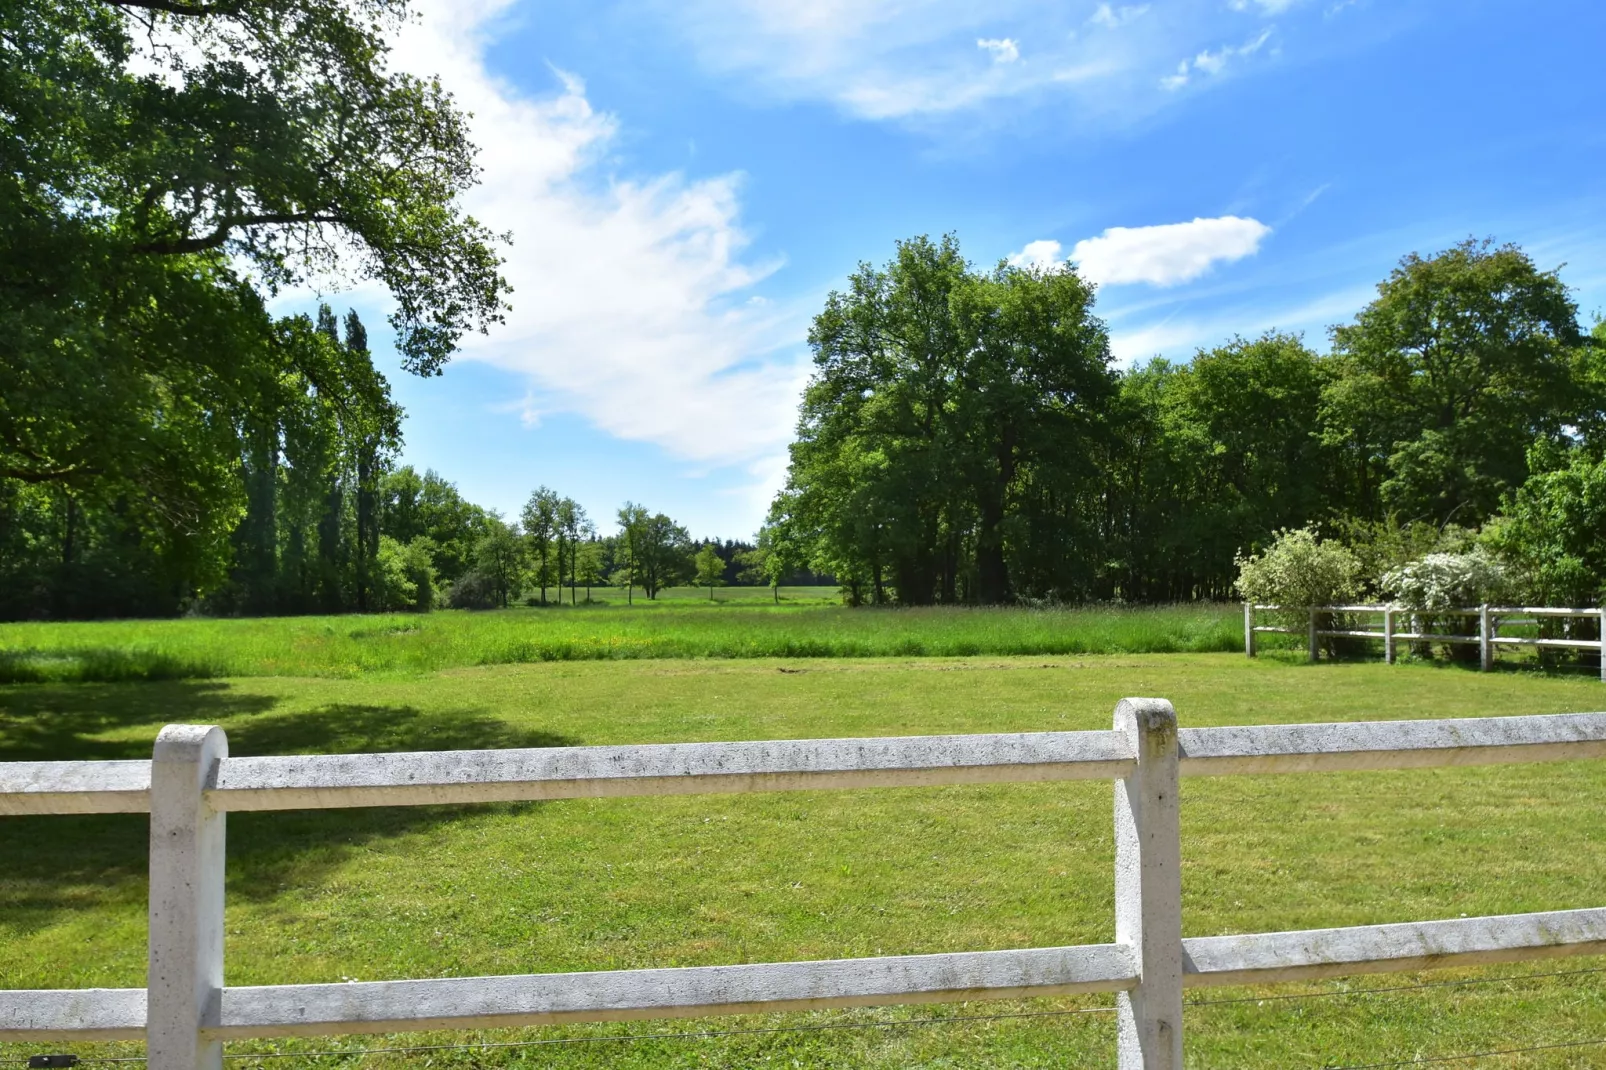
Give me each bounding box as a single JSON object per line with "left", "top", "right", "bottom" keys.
{"left": 1382, "top": 547, "right": 1511, "bottom": 611}
{"left": 1235, "top": 526, "right": 1362, "bottom": 618}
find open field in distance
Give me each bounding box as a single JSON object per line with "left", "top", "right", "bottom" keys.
{"left": 634, "top": 585, "right": 844, "bottom": 604}
{"left": 3, "top": 653, "right": 1604, "bottom": 1067}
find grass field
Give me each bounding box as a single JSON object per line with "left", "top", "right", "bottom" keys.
{"left": 640, "top": 584, "right": 843, "bottom": 604}
{"left": 0, "top": 602, "right": 1245, "bottom": 683}
{"left": 3, "top": 651, "right": 1604, "bottom": 1067}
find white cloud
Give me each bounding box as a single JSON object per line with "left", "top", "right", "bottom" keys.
{"left": 1161, "top": 27, "right": 1273, "bottom": 90}
{"left": 1006, "top": 239, "right": 1065, "bottom": 271}
{"left": 1088, "top": 3, "right": 1149, "bottom": 29}
{"left": 649, "top": 0, "right": 1310, "bottom": 123}
{"left": 382, "top": 1, "right": 807, "bottom": 477}
{"left": 1070, "top": 216, "right": 1273, "bottom": 287}
{"left": 977, "top": 37, "right": 1020, "bottom": 63}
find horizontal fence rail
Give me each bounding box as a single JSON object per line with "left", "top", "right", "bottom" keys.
{"left": 3, "top": 705, "right": 1604, "bottom": 1069}
{"left": 1245, "top": 602, "right": 1606, "bottom": 680}
{"left": 10, "top": 715, "right": 1606, "bottom": 816}
{"left": 10, "top": 908, "right": 1605, "bottom": 1042}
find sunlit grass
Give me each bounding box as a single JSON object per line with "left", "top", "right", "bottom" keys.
{"left": 0, "top": 602, "right": 1244, "bottom": 682}
{"left": 2, "top": 654, "right": 1604, "bottom": 1066}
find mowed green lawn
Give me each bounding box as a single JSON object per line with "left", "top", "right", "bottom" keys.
{"left": 3, "top": 653, "right": 1605, "bottom": 1068}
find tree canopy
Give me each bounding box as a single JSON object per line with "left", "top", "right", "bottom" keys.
{"left": 0, "top": 0, "right": 508, "bottom": 616}
{"left": 781, "top": 234, "right": 1116, "bottom": 605}
{"left": 1323, "top": 239, "right": 1587, "bottom": 526}
{"left": 770, "top": 235, "right": 1606, "bottom": 606}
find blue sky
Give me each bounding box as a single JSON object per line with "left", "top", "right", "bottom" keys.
{"left": 307, "top": 0, "right": 1606, "bottom": 541}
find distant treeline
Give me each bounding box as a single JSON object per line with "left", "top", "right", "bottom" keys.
{"left": 0, "top": 403, "right": 827, "bottom": 618}
{"left": 764, "top": 235, "right": 1606, "bottom": 606}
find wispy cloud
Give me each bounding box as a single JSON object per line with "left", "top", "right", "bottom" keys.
{"left": 1088, "top": 3, "right": 1149, "bottom": 29}
{"left": 976, "top": 37, "right": 1020, "bottom": 63}
{"left": 1231, "top": 0, "right": 1303, "bottom": 12}
{"left": 1162, "top": 27, "right": 1274, "bottom": 90}
{"left": 1105, "top": 283, "right": 1371, "bottom": 364}
{"left": 648, "top": 0, "right": 1316, "bottom": 124}
{"left": 383, "top": 0, "right": 808, "bottom": 478}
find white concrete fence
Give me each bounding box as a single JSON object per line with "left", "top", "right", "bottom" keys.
{"left": 1246, "top": 602, "right": 1606, "bottom": 680}
{"left": 4, "top": 705, "right": 1606, "bottom": 1069}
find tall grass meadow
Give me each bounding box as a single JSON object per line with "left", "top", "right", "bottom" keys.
{"left": 0, "top": 602, "right": 1244, "bottom": 683}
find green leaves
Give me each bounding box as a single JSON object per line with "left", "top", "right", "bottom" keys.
{"left": 1, "top": 0, "right": 508, "bottom": 614}
{"left": 1483, "top": 447, "right": 1606, "bottom": 605}
{"left": 1325, "top": 239, "right": 1588, "bottom": 526}
{"left": 780, "top": 234, "right": 1116, "bottom": 605}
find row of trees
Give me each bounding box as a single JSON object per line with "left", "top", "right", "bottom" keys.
{"left": 1, "top": 437, "right": 828, "bottom": 617}
{"left": 461, "top": 492, "right": 828, "bottom": 610}
{"left": 1, "top": 305, "right": 406, "bottom": 618}
{"left": 766, "top": 235, "right": 1606, "bottom": 606}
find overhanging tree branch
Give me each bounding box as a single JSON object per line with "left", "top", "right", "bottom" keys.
{"left": 132, "top": 212, "right": 347, "bottom": 254}
{"left": 103, "top": 0, "right": 242, "bottom": 17}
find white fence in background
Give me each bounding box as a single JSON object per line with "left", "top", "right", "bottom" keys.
{"left": 1246, "top": 602, "right": 1606, "bottom": 681}
{"left": 4, "top": 706, "right": 1606, "bottom": 1069}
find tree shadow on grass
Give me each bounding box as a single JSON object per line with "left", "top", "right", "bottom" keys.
{"left": 1, "top": 686, "right": 577, "bottom": 930}
{"left": 0, "top": 647, "right": 226, "bottom": 685}
{"left": 0, "top": 680, "right": 278, "bottom": 762}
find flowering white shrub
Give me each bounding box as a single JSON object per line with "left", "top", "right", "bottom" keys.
{"left": 1383, "top": 547, "right": 1510, "bottom": 610}
{"left": 1235, "top": 526, "right": 1362, "bottom": 614}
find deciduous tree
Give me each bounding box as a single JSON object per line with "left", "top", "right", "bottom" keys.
{"left": 1323, "top": 240, "right": 1588, "bottom": 527}
{"left": 694, "top": 543, "right": 725, "bottom": 601}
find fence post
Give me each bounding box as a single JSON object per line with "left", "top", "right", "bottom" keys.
{"left": 1479, "top": 604, "right": 1492, "bottom": 672}
{"left": 149, "top": 725, "right": 228, "bottom": 1070}
{"left": 1308, "top": 608, "right": 1319, "bottom": 663}
{"left": 1113, "top": 698, "right": 1183, "bottom": 1070}
{"left": 1599, "top": 608, "right": 1605, "bottom": 684}
{"left": 1244, "top": 602, "right": 1255, "bottom": 658}
{"left": 1383, "top": 608, "right": 1395, "bottom": 665}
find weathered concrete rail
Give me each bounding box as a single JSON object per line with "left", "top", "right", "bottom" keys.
{"left": 9, "top": 714, "right": 1604, "bottom": 816}
{"left": 3, "top": 705, "right": 1604, "bottom": 1069}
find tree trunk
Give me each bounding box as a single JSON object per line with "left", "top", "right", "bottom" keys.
{"left": 317, "top": 481, "right": 344, "bottom": 613}
{"left": 355, "top": 445, "right": 376, "bottom": 612}
{"left": 976, "top": 428, "right": 1015, "bottom": 604}
{"left": 58, "top": 493, "right": 77, "bottom": 618}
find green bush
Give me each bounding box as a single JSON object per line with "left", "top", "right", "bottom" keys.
{"left": 1482, "top": 446, "right": 1606, "bottom": 607}
{"left": 1236, "top": 526, "right": 1364, "bottom": 655}
{"left": 445, "top": 570, "right": 500, "bottom": 610}
{"left": 1235, "top": 526, "right": 1362, "bottom": 610}
{"left": 373, "top": 536, "right": 438, "bottom": 612}
{"left": 1326, "top": 516, "right": 1475, "bottom": 599}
